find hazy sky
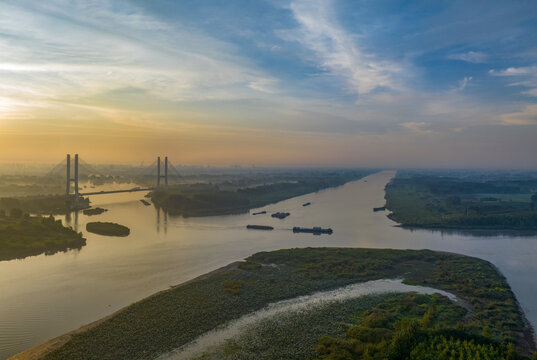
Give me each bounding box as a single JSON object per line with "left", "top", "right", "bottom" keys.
{"left": 1, "top": 0, "right": 536, "bottom": 168}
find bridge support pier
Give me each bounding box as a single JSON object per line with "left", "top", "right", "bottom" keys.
{"left": 65, "top": 154, "right": 79, "bottom": 199}
{"left": 157, "top": 156, "right": 168, "bottom": 189}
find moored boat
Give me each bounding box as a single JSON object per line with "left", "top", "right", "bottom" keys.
{"left": 271, "top": 212, "right": 290, "bottom": 219}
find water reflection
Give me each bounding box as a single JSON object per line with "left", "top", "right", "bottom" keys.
{"left": 155, "top": 207, "right": 168, "bottom": 234}
{"left": 63, "top": 210, "right": 79, "bottom": 232}
{"left": 401, "top": 226, "right": 537, "bottom": 238}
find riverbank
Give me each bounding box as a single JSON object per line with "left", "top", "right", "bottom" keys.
{"left": 13, "top": 248, "right": 535, "bottom": 359}
{"left": 385, "top": 171, "right": 537, "bottom": 231}
{"left": 151, "top": 169, "right": 373, "bottom": 217}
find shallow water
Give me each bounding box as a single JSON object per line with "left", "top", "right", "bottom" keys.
{"left": 159, "top": 279, "right": 463, "bottom": 360}
{"left": 1, "top": 170, "right": 537, "bottom": 358}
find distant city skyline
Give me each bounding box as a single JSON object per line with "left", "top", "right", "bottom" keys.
{"left": 1, "top": 0, "right": 536, "bottom": 168}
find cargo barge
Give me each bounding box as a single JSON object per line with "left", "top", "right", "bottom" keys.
{"left": 246, "top": 225, "right": 274, "bottom": 230}
{"left": 373, "top": 206, "right": 386, "bottom": 212}
{"left": 271, "top": 212, "right": 290, "bottom": 219}
{"left": 293, "top": 226, "right": 333, "bottom": 235}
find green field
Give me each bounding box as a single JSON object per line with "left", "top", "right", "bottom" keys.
{"left": 36, "top": 248, "right": 534, "bottom": 360}
{"left": 0, "top": 212, "right": 85, "bottom": 261}
{"left": 151, "top": 170, "right": 373, "bottom": 216}
{"left": 385, "top": 172, "right": 537, "bottom": 230}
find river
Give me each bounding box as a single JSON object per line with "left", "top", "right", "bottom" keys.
{"left": 1, "top": 170, "right": 536, "bottom": 359}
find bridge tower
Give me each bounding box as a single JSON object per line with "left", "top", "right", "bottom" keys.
{"left": 157, "top": 156, "right": 168, "bottom": 188}
{"left": 65, "top": 154, "right": 79, "bottom": 198}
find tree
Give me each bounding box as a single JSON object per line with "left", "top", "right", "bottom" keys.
{"left": 10, "top": 208, "right": 22, "bottom": 218}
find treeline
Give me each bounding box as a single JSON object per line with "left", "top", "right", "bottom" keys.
{"left": 0, "top": 195, "right": 89, "bottom": 215}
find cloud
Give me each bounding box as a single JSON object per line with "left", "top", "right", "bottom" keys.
{"left": 448, "top": 51, "right": 488, "bottom": 63}
{"left": 248, "top": 78, "right": 279, "bottom": 94}
{"left": 490, "top": 65, "right": 537, "bottom": 97}
{"left": 489, "top": 66, "right": 537, "bottom": 77}
{"left": 451, "top": 76, "right": 472, "bottom": 92}
{"left": 500, "top": 105, "right": 537, "bottom": 125}
{"left": 280, "top": 0, "right": 401, "bottom": 97}
{"left": 400, "top": 121, "right": 434, "bottom": 134}
{"left": 0, "top": 0, "right": 280, "bottom": 124}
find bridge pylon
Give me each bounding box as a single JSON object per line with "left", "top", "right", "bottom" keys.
{"left": 157, "top": 156, "right": 168, "bottom": 189}
{"left": 65, "top": 154, "right": 79, "bottom": 199}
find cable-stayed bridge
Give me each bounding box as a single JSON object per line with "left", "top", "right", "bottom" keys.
{"left": 41, "top": 154, "right": 182, "bottom": 199}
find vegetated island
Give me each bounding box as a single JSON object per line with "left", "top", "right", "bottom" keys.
{"left": 85, "top": 222, "right": 130, "bottom": 237}
{"left": 151, "top": 169, "right": 373, "bottom": 217}
{"left": 82, "top": 207, "right": 107, "bottom": 216}
{"left": 0, "top": 210, "right": 85, "bottom": 261}
{"left": 385, "top": 171, "right": 537, "bottom": 230}
{"left": 14, "top": 248, "right": 535, "bottom": 360}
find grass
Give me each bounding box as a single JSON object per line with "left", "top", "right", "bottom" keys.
{"left": 193, "top": 294, "right": 399, "bottom": 360}
{"left": 39, "top": 248, "right": 534, "bottom": 360}
{"left": 0, "top": 214, "right": 85, "bottom": 261}
{"left": 150, "top": 170, "right": 373, "bottom": 217}
{"left": 85, "top": 222, "right": 130, "bottom": 237}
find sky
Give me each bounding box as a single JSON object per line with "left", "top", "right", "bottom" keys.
{"left": 0, "top": 0, "right": 536, "bottom": 168}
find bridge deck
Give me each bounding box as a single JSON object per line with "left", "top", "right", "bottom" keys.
{"left": 80, "top": 188, "right": 154, "bottom": 196}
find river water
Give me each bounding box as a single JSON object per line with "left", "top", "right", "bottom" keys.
{"left": 1, "top": 170, "right": 536, "bottom": 359}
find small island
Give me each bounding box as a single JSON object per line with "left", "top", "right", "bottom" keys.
{"left": 86, "top": 222, "right": 130, "bottom": 237}
{"left": 82, "top": 207, "right": 107, "bottom": 216}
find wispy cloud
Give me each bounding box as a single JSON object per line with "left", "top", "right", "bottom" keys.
{"left": 451, "top": 76, "right": 473, "bottom": 92}
{"left": 0, "top": 0, "right": 280, "bottom": 124}
{"left": 490, "top": 65, "right": 537, "bottom": 97}
{"left": 400, "top": 121, "right": 435, "bottom": 134}
{"left": 280, "top": 0, "right": 401, "bottom": 97}
{"left": 448, "top": 51, "right": 488, "bottom": 63}
{"left": 500, "top": 105, "right": 537, "bottom": 125}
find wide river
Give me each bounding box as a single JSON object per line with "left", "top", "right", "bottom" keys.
{"left": 1, "top": 171, "right": 537, "bottom": 359}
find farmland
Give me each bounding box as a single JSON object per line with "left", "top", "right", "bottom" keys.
{"left": 385, "top": 171, "right": 537, "bottom": 230}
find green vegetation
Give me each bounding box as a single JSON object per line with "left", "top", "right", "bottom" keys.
{"left": 85, "top": 222, "right": 130, "bottom": 237}
{"left": 40, "top": 248, "right": 534, "bottom": 360}
{"left": 194, "top": 294, "right": 399, "bottom": 360}
{"left": 82, "top": 207, "right": 107, "bottom": 216}
{"left": 151, "top": 170, "right": 372, "bottom": 216}
{"left": 385, "top": 172, "right": 537, "bottom": 230}
{"left": 316, "top": 295, "right": 527, "bottom": 360}
{"left": 0, "top": 195, "right": 89, "bottom": 215}
{"left": 0, "top": 212, "right": 85, "bottom": 261}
